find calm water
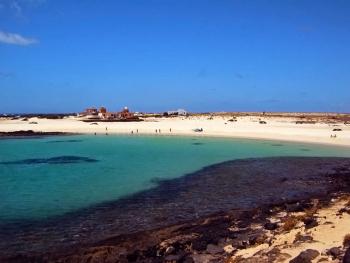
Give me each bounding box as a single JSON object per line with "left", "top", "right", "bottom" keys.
{"left": 0, "top": 135, "right": 349, "bottom": 223}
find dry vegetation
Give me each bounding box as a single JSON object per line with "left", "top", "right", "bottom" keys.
{"left": 282, "top": 216, "right": 299, "bottom": 231}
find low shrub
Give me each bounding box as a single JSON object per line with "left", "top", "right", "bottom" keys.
{"left": 283, "top": 216, "right": 298, "bottom": 232}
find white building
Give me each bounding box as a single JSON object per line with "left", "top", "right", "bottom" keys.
{"left": 167, "top": 109, "right": 187, "bottom": 116}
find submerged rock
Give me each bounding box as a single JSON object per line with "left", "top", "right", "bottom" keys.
{"left": 0, "top": 155, "right": 98, "bottom": 165}
{"left": 2, "top": 157, "right": 350, "bottom": 262}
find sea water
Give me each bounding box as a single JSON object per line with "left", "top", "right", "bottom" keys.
{"left": 0, "top": 135, "right": 349, "bottom": 223}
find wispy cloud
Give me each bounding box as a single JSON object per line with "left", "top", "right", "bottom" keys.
{"left": 0, "top": 30, "right": 38, "bottom": 46}
{"left": 10, "top": 1, "right": 22, "bottom": 16}
{"left": 0, "top": 0, "right": 46, "bottom": 17}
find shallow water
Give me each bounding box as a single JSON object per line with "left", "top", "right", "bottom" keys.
{"left": 0, "top": 135, "right": 349, "bottom": 223}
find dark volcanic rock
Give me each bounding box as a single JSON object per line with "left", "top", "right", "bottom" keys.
{"left": 192, "top": 239, "right": 208, "bottom": 251}
{"left": 191, "top": 254, "right": 217, "bottom": 263}
{"left": 293, "top": 234, "right": 313, "bottom": 243}
{"left": 327, "top": 247, "right": 341, "bottom": 259}
{"left": 235, "top": 256, "right": 269, "bottom": 263}
{"left": 264, "top": 222, "right": 278, "bottom": 230}
{"left": 1, "top": 157, "right": 350, "bottom": 262}
{"left": 164, "top": 252, "right": 186, "bottom": 262}
{"left": 164, "top": 246, "right": 175, "bottom": 255}
{"left": 286, "top": 202, "right": 304, "bottom": 212}
{"left": 338, "top": 207, "right": 350, "bottom": 215}
{"left": 290, "top": 249, "right": 320, "bottom": 263}
{"left": 303, "top": 217, "right": 318, "bottom": 229}
{"left": 344, "top": 247, "right": 350, "bottom": 263}
{"left": 182, "top": 256, "right": 194, "bottom": 263}
{"left": 206, "top": 244, "right": 224, "bottom": 254}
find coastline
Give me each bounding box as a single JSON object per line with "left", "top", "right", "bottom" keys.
{"left": 45, "top": 193, "right": 350, "bottom": 263}
{"left": 1, "top": 157, "right": 350, "bottom": 262}
{"left": 1, "top": 114, "right": 350, "bottom": 262}
{"left": 0, "top": 114, "right": 350, "bottom": 147}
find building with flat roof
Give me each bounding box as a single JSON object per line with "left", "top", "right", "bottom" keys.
{"left": 167, "top": 109, "right": 187, "bottom": 116}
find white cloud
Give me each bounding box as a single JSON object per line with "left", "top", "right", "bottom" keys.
{"left": 0, "top": 30, "right": 38, "bottom": 46}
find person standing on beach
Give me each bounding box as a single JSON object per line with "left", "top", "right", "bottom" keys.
{"left": 170, "top": 128, "right": 172, "bottom": 132}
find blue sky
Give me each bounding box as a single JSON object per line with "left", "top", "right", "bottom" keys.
{"left": 0, "top": 0, "right": 349, "bottom": 113}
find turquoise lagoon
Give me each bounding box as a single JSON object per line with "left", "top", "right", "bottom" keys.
{"left": 0, "top": 135, "right": 349, "bottom": 222}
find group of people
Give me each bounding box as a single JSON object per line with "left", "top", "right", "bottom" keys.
{"left": 93, "top": 127, "right": 173, "bottom": 135}
{"left": 154, "top": 128, "right": 172, "bottom": 133}
{"left": 131, "top": 128, "right": 172, "bottom": 134}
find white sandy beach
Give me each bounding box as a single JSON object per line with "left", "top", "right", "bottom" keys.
{"left": 1, "top": 115, "right": 350, "bottom": 147}
{"left": 1, "top": 116, "right": 350, "bottom": 262}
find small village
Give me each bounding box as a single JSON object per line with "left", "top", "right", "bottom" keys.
{"left": 79, "top": 107, "right": 188, "bottom": 122}
{"left": 80, "top": 106, "right": 141, "bottom": 122}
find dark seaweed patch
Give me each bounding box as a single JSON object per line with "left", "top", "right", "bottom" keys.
{"left": 150, "top": 177, "right": 166, "bottom": 185}
{"left": 300, "top": 148, "right": 311, "bottom": 152}
{"left": 1, "top": 157, "right": 350, "bottom": 258}
{"left": 46, "top": 140, "right": 83, "bottom": 143}
{"left": 192, "top": 142, "right": 204, "bottom": 146}
{"left": 271, "top": 144, "right": 284, "bottom": 147}
{"left": 0, "top": 156, "right": 98, "bottom": 165}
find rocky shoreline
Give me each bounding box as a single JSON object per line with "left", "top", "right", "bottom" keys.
{"left": 68, "top": 196, "right": 350, "bottom": 263}
{"left": 1, "top": 157, "right": 350, "bottom": 262}
{"left": 6, "top": 193, "right": 350, "bottom": 263}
